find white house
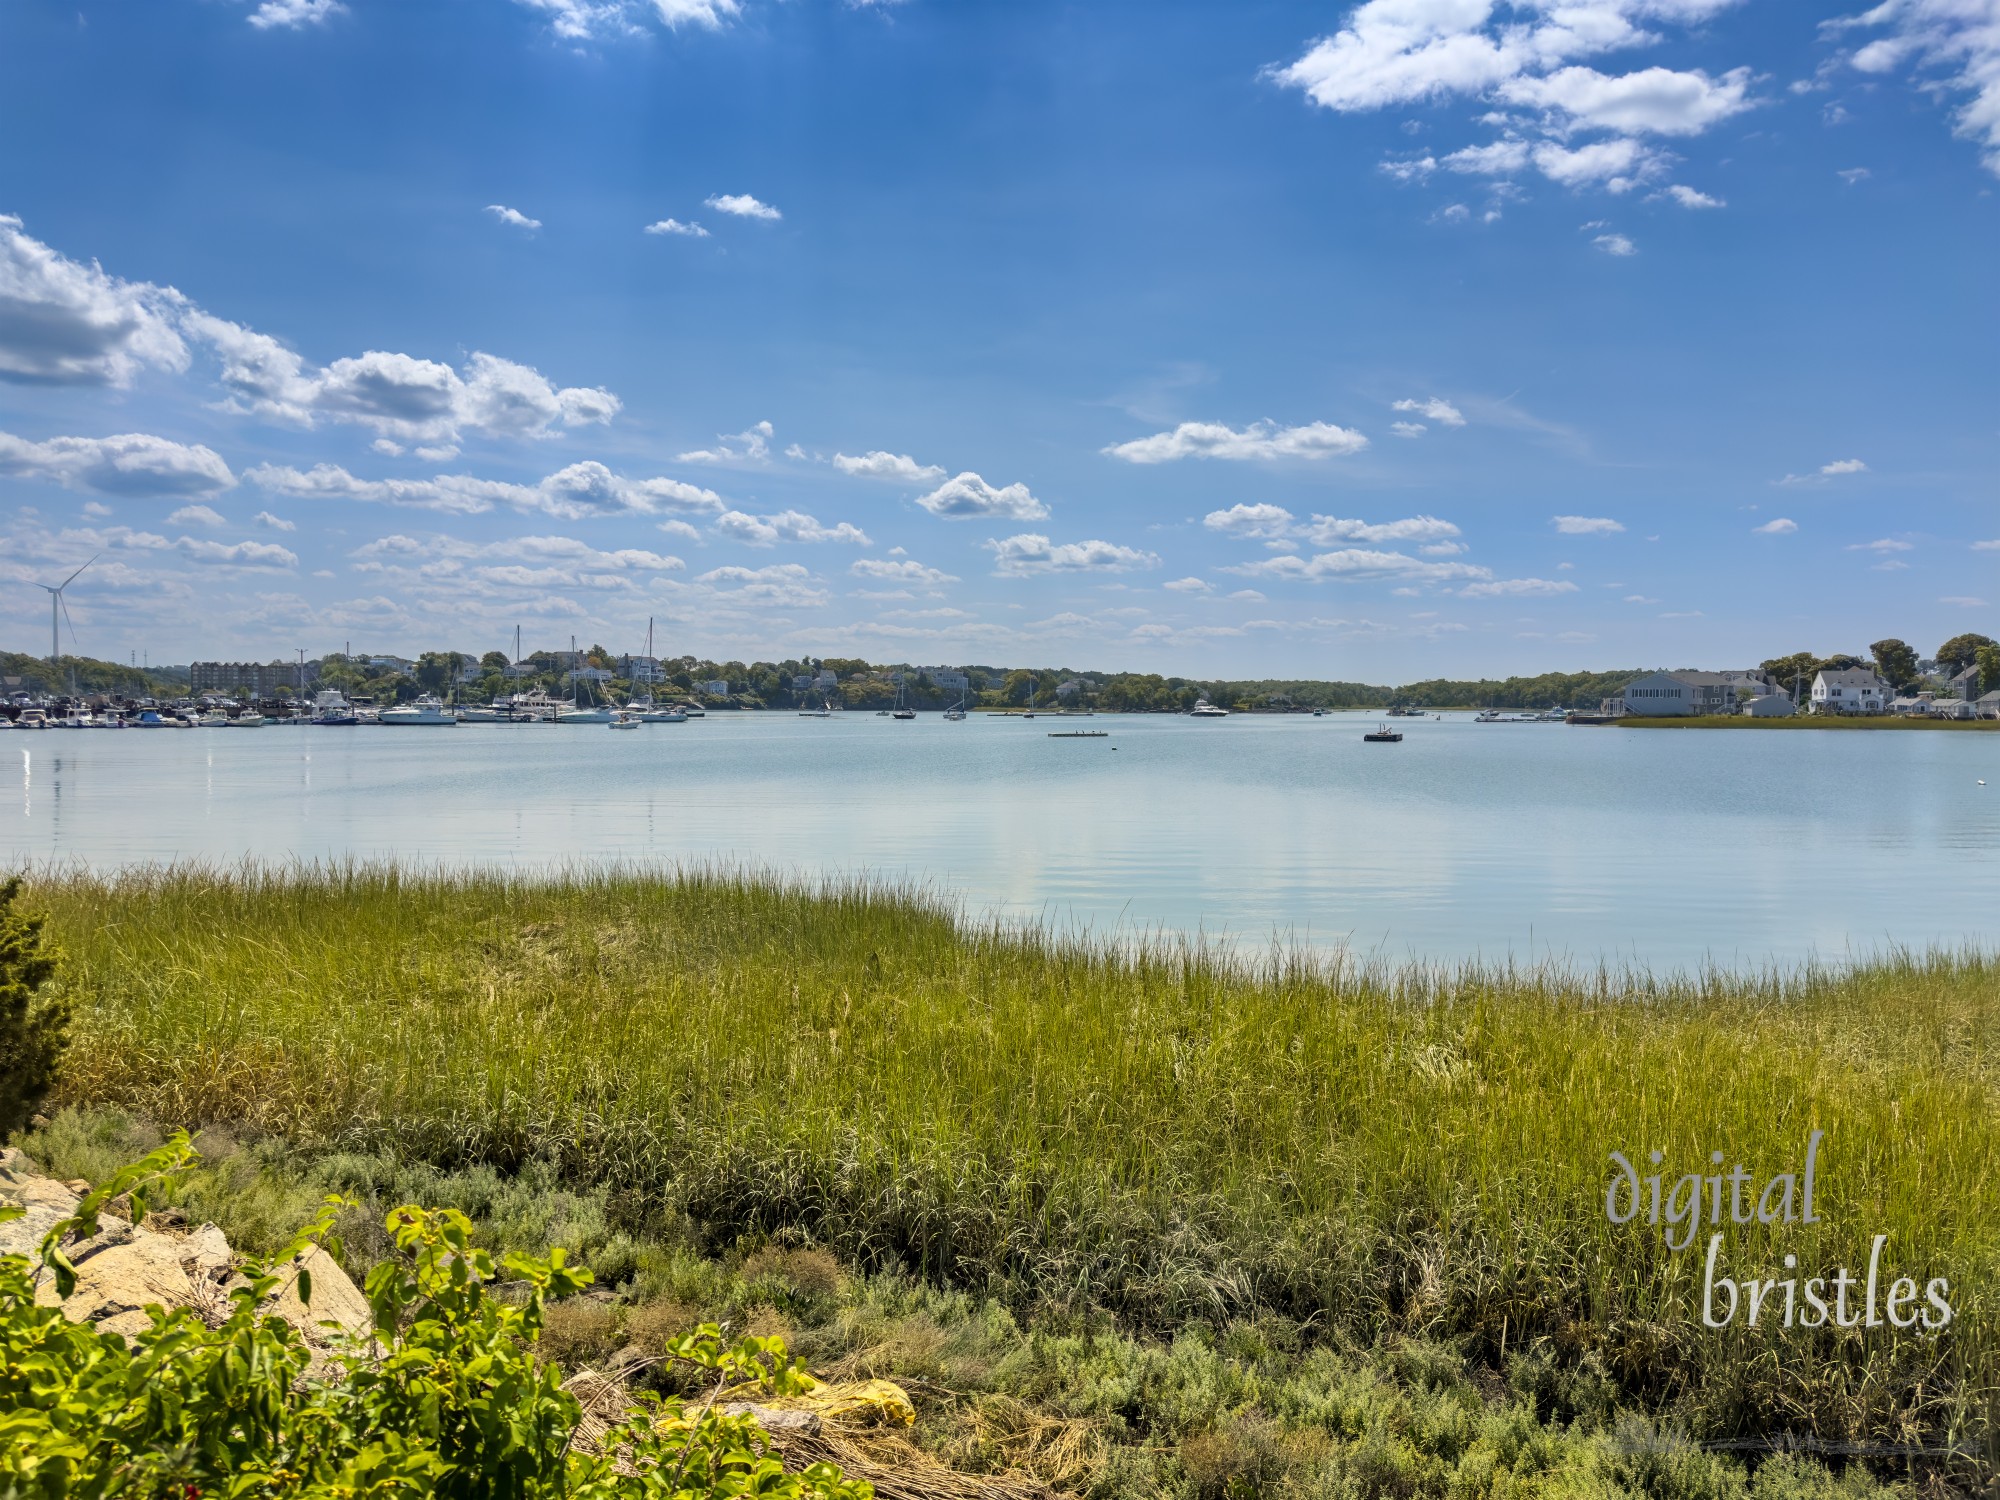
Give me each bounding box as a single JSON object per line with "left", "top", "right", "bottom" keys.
{"left": 1811, "top": 668, "right": 1887, "bottom": 715}
{"left": 700, "top": 679, "right": 730, "bottom": 697}
{"left": 1743, "top": 694, "right": 1796, "bottom": 717}
{"left": 1977, "top": 691, "right": 2000, "bottom": 720}
{"left": 621, "top": 655, "right": 666, "bottom": 685}
{"left": 918, "top": 666, "right": 970, "bottom": 696}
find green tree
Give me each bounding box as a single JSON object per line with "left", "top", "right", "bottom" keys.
{"left": 480, "top": 650, "right": 509, "bottom": 671}
{"left": 1759, "top": 653, "right": 1819, "bottom": 700}
{"left": 0, "top": 877, "right": 65, "bottom": 1141}
{"left": 1869, "top": 638, "right": 1919, "bottom": 690}
{"left": 1977, "top": 643, "right": 2000, "bottom": 697}
{"left": 1936, "top": 633, "right": 1996, "bottom": 675}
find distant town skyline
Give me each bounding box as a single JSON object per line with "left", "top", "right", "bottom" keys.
{"left": 1, "top": 0, "right": 1995, "bottom": 678}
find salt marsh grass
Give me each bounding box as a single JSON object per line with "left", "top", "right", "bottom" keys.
{"left": 24, "top": 862, "right": 1999, "bottom": 1466}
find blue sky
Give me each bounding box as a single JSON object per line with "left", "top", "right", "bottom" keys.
{"left": 0, "top": 0, "right": 1994, "bottom": 679}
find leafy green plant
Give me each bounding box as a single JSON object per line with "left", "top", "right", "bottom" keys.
{"left": 0, "top": 1139, "right": 873, "bottom": 1499}
{"left": 0, "top": 875, "right": 66, "bottom": 1142}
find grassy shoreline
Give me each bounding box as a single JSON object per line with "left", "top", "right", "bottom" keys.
{"left": 19, "top": 865, "right": 2000, "bottom": 1489}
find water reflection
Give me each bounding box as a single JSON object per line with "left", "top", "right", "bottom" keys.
{"left": 2, "top": 714, "right": 1994, "bottom": 971}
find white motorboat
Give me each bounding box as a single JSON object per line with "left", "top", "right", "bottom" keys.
{"left": 226, "top": 712, "right": 269, "bottom": 727}
{"left": 1474, "top": 710, "right": 1502, "bottom": 723}
{"left": 1189, "top": 699, "right": 1230, "bottom": 718}
{"left": 608, "top": 712, "right": 641, "bottom": 730}
{"left": 456, "top": 705, "right": 506, "bottom": 723}
{"left": 380, "top": 695, "right": 457, "bottom": 726}
{"left": 14, "top": 708, "right": 49, "bottom": 730}
{"left": 196, "top": 710, "right": 230, "bottom": 728}
{"left": 556, "top": 705, "right": 615, "bottom": 724}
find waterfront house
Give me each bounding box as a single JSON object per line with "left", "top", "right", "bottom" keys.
{"left": 1810, "top": 668, "right": 1888, "bottom": 715}
{"left": 1742, "top": 693, "right": 1796, "bottom": 718}
{"left": 1947, "top": 664, "right": 1983, "bottom": 702}
{"left": 1621, "top": 670, "right": 1764, "bottom": 716}
{"left": 1977, "top": 691, "right": 2000, "bottom": 720}
{"left": 918, "top": 666, "right": 971, "bottom": 696}
{"left": 701, "top": 679, "right": 730, "bottom": 696}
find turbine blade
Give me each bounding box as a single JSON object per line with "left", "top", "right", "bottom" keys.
{"left": 57, "top": 552, "right": 100, "bottom": 591}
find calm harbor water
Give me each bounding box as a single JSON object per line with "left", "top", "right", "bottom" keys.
{"left": 5, "top": 713, "right": 1996, "bottom": 971}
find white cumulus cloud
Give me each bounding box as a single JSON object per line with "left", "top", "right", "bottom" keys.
{"left": 714, "top": 509, "right": 870, "bottom": 546}
{"left": 1231, "top": 549, "right": 1491, "bottom": 583}
{"left": 1753, "top": 517, "right": 1798, "bottom": 534}
{"left": 914, "top": 471, "right": 1050, "bottom": 520}
{"left": 247, "top": 459, "right": 723, "bottom": 521}
{"left": 1392, "top": 396, "right": 1466, "bottom": 425}
{"left": 486, "top": 205, "right": 542, "bottom": 231}
{"left": 1665, "top": 183, "right": 1725, "bottom": 207}
{"left": 644, "top": 219, "right": 710, "bottom": 237}
{"left": 0, "top": 216, "right": 190, "bottom": 386}
{"left": 167, "top": 504, "right": 227, "bottom": 527}
{"left": 1839, "top": 0, "right": 2000, "bottom": 176}
{"left": 834, "top": 450, "right": 946, "bottom": 483}
{"left": 1274, "top": 0, "right": 1756, "bottom": 195}
{"left": 248, "top": 0, "right": 346, "bottom": 30}
{"left": 705, "top": 193, "right": 782, "bottom": 221}
{"left": 985, "top": 534, "right": 1161, "bottom": 576}
{"left": 0, "top": 430, "right": 235, "bottom": 497}
{"left": 1104, "top": 419, "right": 1369, "bottom": 463}
{"left": 851, "top": 557, "right": 961, "bottom": 586}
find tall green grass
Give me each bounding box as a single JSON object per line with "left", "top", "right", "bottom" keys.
{"left": 25, "top": 863, "right": 1999, "bottom": 1465}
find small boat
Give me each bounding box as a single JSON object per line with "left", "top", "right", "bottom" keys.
{"left": 1189, "top": 699, "right": 1229, "bottom": 718}
{"left": 380, "top": 695, "right": 457, "bottom": 726}
{"left": 196, "top": 710, "right": 229, "bottom": 728}
{"left": 1048, "top": 730, "right": 1108, "bottom": 738}
{"left": 943, "top": 705, "right": 967, "bottom": 721}
{"left": 14, "top": 708, "right": 49, "bottom": 730}
{"left": 608, "top": 712, "right": 641, "bottom": 730}
{"left": 456, "top": 705, "right": 505, "bottom": 723}
{"left": 1474, "top": 710, "right": 1502, "bottom": 723}
{"left": 1363, "top": 724, "right": 1403, "bottom": 742}
{"left": 1311, "top": 708, "right": 1325, "bottom": 717}
{"left": 892, "top": 708, "right": 917, "bottom": 720}
{"left": 227, "top": 712, "right": 269, "bottom": 728}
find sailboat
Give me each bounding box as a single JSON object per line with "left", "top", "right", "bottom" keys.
{"left": 625, "top": 618, "right": 681, "bottom": 721}
{"left": 943, "top": 690, "right": 968, "bottom": 722}
{"left": 556, "top": 636, "right": 614, "bottom": 723}
{"left": 891, "top": 674, "right": 917, "bottom": 720}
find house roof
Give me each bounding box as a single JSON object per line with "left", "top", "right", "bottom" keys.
{"left": 1814, "top": 668, "right": 1886, "bottom": 689}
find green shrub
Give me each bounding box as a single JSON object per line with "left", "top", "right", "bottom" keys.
{"left": 0, "top": 876, "right": 65, "bottom": 1141}
{"left": 0, "top": 1136, "right": 872, "bottom": 1499}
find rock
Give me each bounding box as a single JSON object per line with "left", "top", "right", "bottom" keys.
{"left": 721, "top": 1402, "right": 824, "bottom": 1435}
{"left": 3, "top": 1161, "right": 368, "bottom": 1359}
{"left": 257, "top": 1245, "right": 373, "bottom": 1347}
{"left": 181, "top": 1223, "right": 233, "bottom": 1281}
{"left": 63, "top": 1179, "right": 91, "bottom": 1195}
{"left": 37, "top": 1232, "right": 193, "bottom": 1325}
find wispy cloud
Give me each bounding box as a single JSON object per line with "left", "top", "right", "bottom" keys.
{"left": 485, "top": 204, "right": 542, "bottom": 231}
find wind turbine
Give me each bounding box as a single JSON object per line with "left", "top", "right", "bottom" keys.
{"left": 39, "top": 555, "right": 98, "bottom": 670}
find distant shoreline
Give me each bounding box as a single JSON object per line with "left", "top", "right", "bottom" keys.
{"left": 1619, "top": 715, "right": 2000, "bottom": 730}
